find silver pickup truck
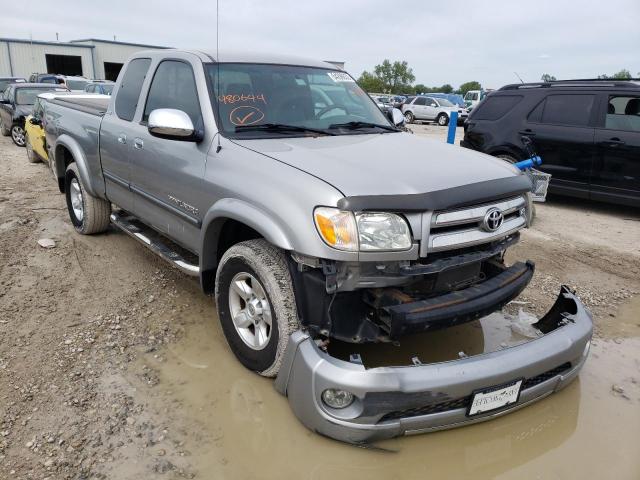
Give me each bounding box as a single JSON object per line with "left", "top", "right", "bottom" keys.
{"left": 42, "top": 49, "right": 592, "bottom": 443}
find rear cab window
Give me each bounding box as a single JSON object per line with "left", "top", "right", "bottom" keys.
{"left": 115, "top": 58, "right": 152, "bottom": 121}
{"left": 527, "top": 94, "right": 595, "bottom": 126}
{"left": 472, "top": 95, "right": 522, "bottom": 120}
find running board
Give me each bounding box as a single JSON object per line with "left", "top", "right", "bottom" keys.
{"left": 110, "top": 211, "right": 200, "bottom": 276}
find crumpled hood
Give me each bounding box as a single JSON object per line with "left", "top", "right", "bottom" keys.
{"left": 234, "top": 132, "right": 520, "bottom": 197}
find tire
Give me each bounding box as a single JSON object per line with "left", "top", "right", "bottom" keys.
{"left": 404, "top": 111, "right": 414, "bottom": 124}
{"left": 0, "top": 118, "right": 9, "bottom": 136}
{"left": 64, "top": 163, "right": 111, "bottom": 234}
{"left": 495, "top": 154, "right": 537, "bottom": 224}
{"left": 215, "top": 239, "right": 300, "bottom": 377}
{"left": 436, "top": 113, "right": 449, "bottom": 126}
{"left": 11, "top": 124, "right": 26, "bottom": 147}
{"left": 25, "top": 134, "right": 40, "bottom": 163}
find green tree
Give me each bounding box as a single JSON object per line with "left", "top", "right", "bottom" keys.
{"left": 612, "top": 69, "right": 632, "bottom": 79}
{"left": 457, "top": 81, "right": 482, "bottom": 95}
{"left": 598, "top": 69, "right": 632, "bottom": 80}
{"left": 414, "top": 83, "right": 428, "bottom": 94}
{"left": 541, "top": 73, "right": 557, "bottom": 82}
{"left": 357, "top": 71, "right": 385, "bottom": 93}
{"left": 373, "top": 60, "right": 416, "bottom": 94}
{"left": 440, "top": 84, "right": 454, "bottom": 93}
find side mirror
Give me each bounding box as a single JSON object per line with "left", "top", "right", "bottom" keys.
{"left": 148, "top": 108, "right": 196, "bottom": 140}
{"left": 388, "top": 107, "right": 405, "bottom": 127}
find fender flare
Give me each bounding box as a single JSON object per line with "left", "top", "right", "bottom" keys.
{"left": 198, "top": 198, "right": 294, "bottom": 292}
{"left": 53, "top": 134, "right": 106, "bottom": 198}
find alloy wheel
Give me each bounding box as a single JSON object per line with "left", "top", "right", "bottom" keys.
{"left": 228, "top": 272, "right": 273, "bottom": 350}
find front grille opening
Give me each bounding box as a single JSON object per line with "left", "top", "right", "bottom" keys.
{"left": 377, "top": 362, "right": 572, "bottom": 423}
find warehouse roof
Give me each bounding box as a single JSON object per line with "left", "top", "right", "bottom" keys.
{"left": 0, "top": 37, "right": 169, "bottom": 50}
{"left": 0, "top": 37, "right": 94, "bottom": 48}
{"left": 70, "top": 38, "right": 170, "bottom": 49}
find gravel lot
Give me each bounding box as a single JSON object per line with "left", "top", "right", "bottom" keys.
{"left": 1, "top": 129, "right": 639, "bottom": 479}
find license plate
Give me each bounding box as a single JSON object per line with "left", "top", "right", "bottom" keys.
{"left": 467, "top": 379, "right": 523, "bottom": 416}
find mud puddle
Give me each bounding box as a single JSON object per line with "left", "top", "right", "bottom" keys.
{"left": 127, "top": 302, "right": 640, "bottom": 480}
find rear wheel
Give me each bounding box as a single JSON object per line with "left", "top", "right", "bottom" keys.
{"left": 25, "top": 134, "right": 39, "bottom": 163}
{"left": 436, "top": 113, "right": 449, "bottom": 126}
{"left": 11, "top": 124, "right": 26, "bottom": 147}
{"left": 215, "top": 239, "right": 300, "bottom": 377}
{"left": 404, "top": 111, "right": 414, "bottom": 124}
{"left": 64, "top": 163, "right": 111, "bottom": 234}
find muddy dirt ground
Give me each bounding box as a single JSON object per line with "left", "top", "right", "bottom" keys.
{"left": 0, "top": 129, "right": 639, "bottom": 480}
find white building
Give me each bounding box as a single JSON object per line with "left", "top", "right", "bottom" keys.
{"left": 0, "top": 37, "right": 169, "bottom": 81}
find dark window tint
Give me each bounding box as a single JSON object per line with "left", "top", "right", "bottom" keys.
{"left": 115, "top": 58, "right": 151, "bottom": 121}
{"left": 527, "top": 99, "right": 544, "bottom": 122}
{"left": 473, "top": 95, "right": 523, "bottom": 120}
{"left": 413, "top": 97, "right": 427, "bottom": 106}
{"left": 143, "top": 60, "right": 201, "bottom": 126}
{"left": 539, "top": 94, "right": 594, "bottom": 126}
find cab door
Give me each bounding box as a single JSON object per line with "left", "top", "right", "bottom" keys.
{"left": 99, "top": 57, "right": 152, "bottom": 212}
{"left": 128, "top": 58, "right": 208, "bottom": 252}
{"left": 591, "top": 93, "right": 640, "bottom": 206}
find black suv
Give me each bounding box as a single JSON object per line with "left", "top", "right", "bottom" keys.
{"left": 461, "top": 80, "right": 640, "bottom": 207}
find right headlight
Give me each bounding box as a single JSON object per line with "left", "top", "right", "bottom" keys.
{"left": 314, "top": 207, "right": 412, "bottom": 251}
{"left": 356, "top": 212, "right": 412, "bottom": 251}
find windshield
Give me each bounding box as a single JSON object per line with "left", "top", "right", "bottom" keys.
{"left": 102, "top": 84, "right": 114, "bottom": 95}
{"left": 205, "top": 63, "right": 393, "bottom": 137}
{"left": 438, "top": 98, "right": 455, "bottom": 107}
{"left": 67, "top": 79, "right": 88, "bottom": 90}
{"left": 16, "top": 87, "right": 59, "bottom": 105}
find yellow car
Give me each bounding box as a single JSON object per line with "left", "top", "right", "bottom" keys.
{"left": 25, "top": 96, "right": 48, "bottom": 163}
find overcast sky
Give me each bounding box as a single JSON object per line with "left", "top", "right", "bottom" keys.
{"left": 3, "top": 0, "right": 639, "bottom": 88}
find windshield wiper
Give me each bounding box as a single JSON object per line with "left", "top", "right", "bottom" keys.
{"left": 328, "top": 121, "right": 398, "bottom": 132}
{"left": 235, "top": 123, "right": 335, "bottom": 136}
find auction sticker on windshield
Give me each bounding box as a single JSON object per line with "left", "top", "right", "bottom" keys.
{"left": 467, "top": 379, "right": 522, "bottom": 416}
{"left": 327, "top": 72, "right": 355, "bottom": 83}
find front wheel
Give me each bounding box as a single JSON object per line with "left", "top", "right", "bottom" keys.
{"left": 404, "top": 111, "right": 414, "bottom": 124}
{"left": 64, "top": 163, "right": 111, "bottom": 234}
{"left": 215, "top": 239, "right": 300, "bottom": 377}
{"left": 436, "top": 113, "right": 449, "bottom": 126}
{"left": 11, "top": 124, "right": 26, "bottom": 146}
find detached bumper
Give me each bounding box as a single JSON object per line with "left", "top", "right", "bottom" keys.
{"left": 275, "top": 287, "right": 592, "bottom": 443}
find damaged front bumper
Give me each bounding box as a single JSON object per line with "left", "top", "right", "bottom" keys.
{"left": 275, "top": 286, "right": 593, "bottom": 443}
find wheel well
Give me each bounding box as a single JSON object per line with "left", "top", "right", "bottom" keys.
{"left": 54, "top": 145, "right": 75, "bottom": 192}
{"left": 200, "top": 218, "right": 264, "bottom": 294}
{"left": 217, "top": 219, "right": 262, "bottom": 262}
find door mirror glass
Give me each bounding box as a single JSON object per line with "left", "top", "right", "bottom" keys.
{"left": 390, "top": 107, "right": 405, "bottom": 126}
{"left": 148, "top": 108, "right": 195, "bottom": 140}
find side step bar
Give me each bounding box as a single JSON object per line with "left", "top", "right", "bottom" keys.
{"left": 110, "top": 211, "right": 200, "bottom": 277}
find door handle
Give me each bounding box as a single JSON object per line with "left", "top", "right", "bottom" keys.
{"left": 117, "top": 134, "right": 127, "bottom": 145}
{"left": 600, "top": 137, "right": 625, "bottom": 147}
{"left": 518, "top": 129, "right": 536, "bottom": 136}
{"left": 133, "top": 138, "right": 144, "bottom": 150}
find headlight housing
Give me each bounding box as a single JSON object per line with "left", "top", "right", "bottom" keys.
{"left": 314, "top": 207, "right": 412, "bottom": 251}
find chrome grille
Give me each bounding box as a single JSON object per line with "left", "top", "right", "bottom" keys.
{"left": 426, "top": 196, "right": 527, "bottom": 253}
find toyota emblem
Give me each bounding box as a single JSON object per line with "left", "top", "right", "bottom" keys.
{"left": 483, "top": 208, "right": 504, "bottom": 232}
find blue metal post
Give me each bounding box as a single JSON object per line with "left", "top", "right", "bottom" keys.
{"left": 447, "top": 111, "right": 458, "bottom": 144}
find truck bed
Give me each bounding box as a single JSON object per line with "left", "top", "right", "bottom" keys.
{"left": 48, "top": 96, "right": 110, "bottom": 116}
